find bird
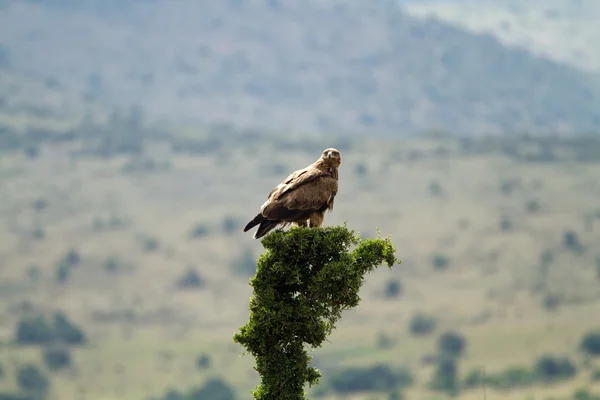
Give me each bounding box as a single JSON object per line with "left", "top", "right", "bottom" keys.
{"left": 243, "top": 148, "right": 342, "bottom": 239}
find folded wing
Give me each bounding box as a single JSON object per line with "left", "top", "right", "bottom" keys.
{"left": 261, "top": 168, "right": 338, "bottom": 221}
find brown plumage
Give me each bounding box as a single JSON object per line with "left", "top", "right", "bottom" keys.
{"left": 243, "top": 148, "right": 342, "bottom": 239}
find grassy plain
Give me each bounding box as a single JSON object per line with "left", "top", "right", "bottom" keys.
{"left": 1, "top": 116, "right": 600, "bottom": 399}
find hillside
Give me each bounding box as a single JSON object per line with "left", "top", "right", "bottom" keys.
{"left": 0, "top": 0, "right": 599, "bottom": 135}
{"left": 402, "top": 0, "right": 600, "bottom": 72}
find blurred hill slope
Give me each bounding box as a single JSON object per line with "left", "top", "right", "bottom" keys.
{"left": 0, "top": 0, "right": 599, "bottom": 135}
{"left": 403, "top": 0, "right": 600, "bottom": 72}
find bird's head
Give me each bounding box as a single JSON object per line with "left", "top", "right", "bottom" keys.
{"left": 320, "top": 148, "right": 342, "bottom": 166}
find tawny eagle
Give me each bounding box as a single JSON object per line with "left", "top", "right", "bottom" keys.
{"left": 243, "top": 148, "right": 342, "bottom": 239}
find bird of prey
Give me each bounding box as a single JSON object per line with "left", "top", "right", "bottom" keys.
{"left": 243, "top": 148, "right": 342, "bottom": 239}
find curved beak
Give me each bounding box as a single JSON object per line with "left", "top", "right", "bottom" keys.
{"left": 326, "top": 151, "right": 332, "bottom": 158}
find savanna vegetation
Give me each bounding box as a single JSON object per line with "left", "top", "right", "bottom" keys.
{"left": 1, "top": 103, "right": 600, "bottom": 399}
{"left": 1, "top": 1, "right": 600, "bottom": 399}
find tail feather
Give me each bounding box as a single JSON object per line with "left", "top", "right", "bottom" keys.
{"left": 254, "top": 219, "right": 280, "bottom": 239}
{"left": 243, "top": 213, "right": 266, "bottom": 232}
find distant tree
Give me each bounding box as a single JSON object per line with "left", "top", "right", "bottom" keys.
{"left": 16, "top": 365, "right": 49, "bottom": 395}
{"left": 438, "top": 331, "right": 466, "bottom": 359}
{"left": 189, "top": 378, "right": 236, "bottom": 400}
{"left": 388, "top": 389, "right": 404, "bottom": 400}
{"left": 103, "top": 256, "right": 121, "bottom": 273}
{"left": 542, "top": 293, "right": 562, "bottom": 311}
{"left": 141, "top": 237, "right": 160, "bottom": 252}
{"left": 176, "top": 268, "right": 205, "bottom": 289}
{"left": 580, "top": 331, "right": 600, "bottom": 356}
{"left": 54, "top": 248, "right": 81, "bottom": 284}
{"left": 222, "top": 216, "right": 240, "bottom": 236}
{"left": 162, "top": 389, "right": 184, "bottom": 400}
{"left": 189, "top": 223, "right": 210, "bottom": 239}
{"left": 196, "top": 353, "right": 211, "bottom": 369}
{"left": 463, "top": 368, "right": 485, "bottom": 389}
{"left": 526, "top": 199, "right": 541, "bottom": 213}
{"left": 31, "top": 198, "right": 48, "bottom": 212}
{"left": 43, "top": 346, "right": 72, "bottom": 371}
{"left": 428, "top": 356, "right": 458, "bottom": 396}
{"left": 383, "top": 279, "right": 402, "bottom": 299}
{"left": 431, "top": 254, "right": 450, "bottom": 270}
{"left": 483, "top": 366, "right": 535, "bottom": 390}
{"left": 328, "top": 364, "right": 413, "bottom": 394}
{"left": 376, "top": 332, "right": 396, "bottom": 350}
{"left": 355, "top": 163, "right": 368, "bottom": 177}
{"left": 564, "top": 230, "right": 584, "bottom": 253}
{"left": 534, "top": 354, "right": 577, "bottom": 383}
{"left": 15, "top": 315, "right": 54, "bottom": 345}
{"left": 408, "top": 312, "right": 437, "bottom": 337}
{"left": 53, "top": 312, "right": 86, "bottom": 345}
{"left": 573, "top": 389, "right": 600, "bottom": 400}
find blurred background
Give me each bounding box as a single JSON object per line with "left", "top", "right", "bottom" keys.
{"left": 1, "top": 0, "right": 600, "bottom": 399}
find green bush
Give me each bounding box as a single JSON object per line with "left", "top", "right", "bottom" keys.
{"left": 189, "top": 378, "right": 236, "bottom": 400}
{"left": 328, "top": 364, "right": 413, "bottom": 394}
{"left": 15, "top": 312, "right": 86, "bottom": 346}
{"left": 542, "top": 293, "right": 562, "bottom": 311}
{"left": 564, "top": 230, "right": 584, "bottom": 253}
{"left": 408, "top": 312, "right": 437, "bottom": 337}
{"left": 54, "top": 248, "right": 81, "bottom": 284}
{"left": 16, "top": 364, "right": 49, "bottom": 395}
{"left": 428, "top": 356, "right": 458, "bottom": 396}
{"left": 431, "top": 254, "right": 450, "bottom": 270}
{"left": 196, "top": 353, "right": 211, "bottom": 369}
{"left": 534, "top": 354, "right": 577, "bottom": 383}
{"left": 383, "top": 279, "right": 402, "bottom": 299}
{"left": 103, "top": 256, "right": 121, "bottom": 273}
{"left": 437, "top": 331, "right": 466, "bottom": 359}
{"left": 189, "top": 223, "right": 210, "bottom": 239}
{"left": 526, "top": 199, "right": 541, "bottom": 213}
{"left": 0, "top": 393, "right": 36, "bottom": 400}
{"left": 53, "top": 312, "right": 86, "bottom": 345}
{"left": 162, "top": 389, "right": 183, "bottom": 400}
{"left": 580, "top": 331, "right": 600, "bottom": 356}
{"left": 355, "top": 163, "right": 368, "bottom": 177}
{"left": 463, "top": 368, "right": 485, "bottom": 389}
{"left": 43, "top": 346, "right": 72, "bottom": 371}
{"left": 141, "top": 237, "right": 160, "bottom": 252}
{"left": 573, "top": 389, "right": 600, "bottom": 400}
{"left": 176, "top": 269, "right": 205, "bottom": 289}
{"left": 484, "top": 366, "right": 535, "bottom": 390}
{"left": 15, "top": 315, "right": 54, "bottom": 345}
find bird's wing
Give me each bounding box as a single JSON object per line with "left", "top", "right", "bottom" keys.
{"left": 261, "top": 168, "right": 338, "bottom": 220}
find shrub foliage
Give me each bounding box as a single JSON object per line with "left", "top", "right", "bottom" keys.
{"left": 233, "top": 225, "right": 399, "bottom": 399}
